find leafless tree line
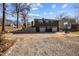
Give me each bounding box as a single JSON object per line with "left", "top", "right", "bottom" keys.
{"left": 2, "top": 3, "right": 31, "bottom": 32}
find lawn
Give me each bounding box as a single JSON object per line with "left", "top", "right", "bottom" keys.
{"left": 0, "top": 26, "right": 21, "bottom": 33}
{"left": 0, "top": 39, "right": 15, "bottom": 56}
{"left": 70, "top": 31, "right": 79, "bottom": 35}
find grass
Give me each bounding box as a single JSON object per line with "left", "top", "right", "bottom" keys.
{"left": 0, "top": 26, "right": 14, "bottom": 32}
{"left": 70, "top": 31, "right": 79, "bottom": 35}
{"left": 0, "top": 26, "right": 21, "bottom": 33}
{"left": 0, "top": 26, "right": 19, "bottom": 55}
{"left": 0, "top": 39, "right": 16, "bottom": 56}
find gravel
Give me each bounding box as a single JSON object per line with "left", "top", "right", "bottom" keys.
{"left": 6, "top": 33, "right": 79, "bottom": 56}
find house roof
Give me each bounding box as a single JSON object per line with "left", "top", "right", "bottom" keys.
{"left": 34, "top": 18, "right": 59, "bottom": 21}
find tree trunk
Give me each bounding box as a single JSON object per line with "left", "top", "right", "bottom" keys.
{"left": 2, "top": 3, "right": 6, "bottom": 32}
{"left": 16, "top": 12, "right": 19, "bottom": 28}
{"left": 16, "top": 4, "right": 19, "bottom": 28}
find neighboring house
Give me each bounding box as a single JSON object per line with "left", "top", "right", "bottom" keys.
{"left": 71, "top": 22, "right": 79, "bottom": 31}
{"left": 32, "top": 18, "right": 59, "bottom": 32}
{"left": 71, "top": 20, "right": 79, "bottom": 31}
{"left": 59, "top": 17, "right": 76, "bottom": 30}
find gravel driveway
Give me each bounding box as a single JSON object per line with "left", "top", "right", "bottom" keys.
{"left": 5, "top": 33, "right": 79, "bottom": 56}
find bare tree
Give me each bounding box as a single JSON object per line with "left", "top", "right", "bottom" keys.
{"left": 16, "top": 4, "right": 19, "bottom": 28}
{"left": 11, "top": 3, "right": 31, "bottom": 29}
{"left": 11, "top": 3, "right": 21, "bottom": 28}
{"left": 21, "top": 11, "right": 28, "bottom": 29}
{"left": 72, "top": 4, "right": 79, "bottom": 20}
{"left": 56, "top": 12, "right": 66, "bottom": 20}
{"left": 19, "top": 3, "right": 31, "bottom": 29}
{"left": 2, "top": 3, "right": 6, "bottom": 32}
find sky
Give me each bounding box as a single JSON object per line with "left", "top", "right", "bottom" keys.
{"left": 29, "top": 3, "right": 78, "bottom": 19}
{"left": 0, "top": 3, "right": 79, "bottom": 22}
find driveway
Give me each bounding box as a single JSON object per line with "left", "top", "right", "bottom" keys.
{"left": 5, "top": 32, "right": 79, "bottom": 56}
